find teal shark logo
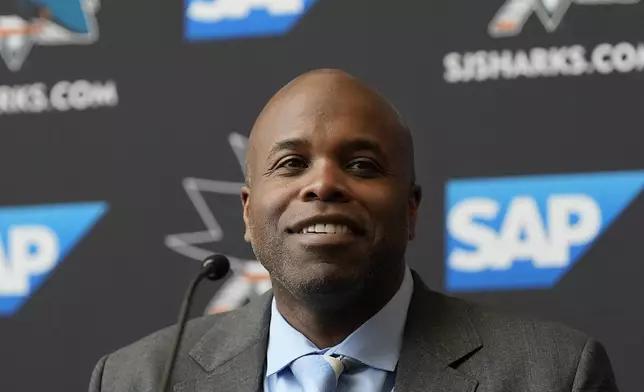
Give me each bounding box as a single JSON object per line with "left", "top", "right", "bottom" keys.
{"left": 0, "top": 0, "right": 100, "bottom": 71}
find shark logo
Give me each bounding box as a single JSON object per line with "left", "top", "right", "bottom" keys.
{"left": 165, "top": 132, "right": 271, "bottom": 315}
{"left": 489, "top": 0, "right": 639, "bottom": 37}
{"left": 0, "top": 0, "right": 100, "bottom": 71}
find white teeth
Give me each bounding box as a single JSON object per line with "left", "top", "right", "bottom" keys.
{"left": 300, "top": 223, "right": 352, "bottom": 234}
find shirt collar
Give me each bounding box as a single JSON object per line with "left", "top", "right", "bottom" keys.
{"left": 265, "top": 266, "right": 414, "bottom": 375}
{"left": 265, "top": 299, "right": 320, "bottom": 376}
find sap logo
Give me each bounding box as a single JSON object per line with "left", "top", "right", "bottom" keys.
{"left": 445, "top": 171, "right": 644, "bottom": 292}
{"left": 0, "top": 0, "right": 100, "bottom": 71}
{"left": 489, "top": 0, "right": 640, "bottom": 38}
{"left": 0, "top": 202, "right": 107, "bottom": 316}
{"left": 449, "top": 195, "right": 601, "bottom": 271}
{"left": 184, "top": 0, "right": 317, "bottom": 41}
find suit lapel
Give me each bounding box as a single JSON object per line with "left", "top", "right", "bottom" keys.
{"left": 173, "top": 292, "right": 272, "bottom": 392}
{"left": 174, "top": 340, "right": 268, "bottom": 392}
{"left": 396, "top": 272, "right": 481, "bottom": 392}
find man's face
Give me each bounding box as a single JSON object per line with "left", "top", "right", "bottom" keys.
{"left": 242, "top": 83, "right": 420, "bottom": 304}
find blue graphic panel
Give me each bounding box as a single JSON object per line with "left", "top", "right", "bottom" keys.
{"left": 184, "top": 0, "right": 318, "bottom": 41}
{"left": 445, "top": 171, "right": 644, "bottom": 292}
{"left": 0, "top": 202, "right": 108, "bottom": 316}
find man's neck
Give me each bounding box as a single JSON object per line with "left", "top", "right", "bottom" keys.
{"left": 272, "top": 267, "right": 406, "bottom": 349}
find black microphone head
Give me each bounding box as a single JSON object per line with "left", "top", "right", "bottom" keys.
{"left": 201, "top": 254, "right": 230, "bottom": 281}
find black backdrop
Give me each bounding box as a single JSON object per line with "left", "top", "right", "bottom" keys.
{"left": 0, "top": 0, "right": 643, "bottom": 391}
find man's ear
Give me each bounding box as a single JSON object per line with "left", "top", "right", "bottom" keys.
{"left": 241, "top": 186, "right": 252, "bottom": 243}
{"left": 408, "top": 184, "right": 422, "bottom": 241}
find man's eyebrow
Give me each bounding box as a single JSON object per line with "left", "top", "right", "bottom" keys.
{"left": 339, "top": 139, "right": 388, "bottom": 162}
{"left": 266, "top": 138, "right": 311, "bottom": 162}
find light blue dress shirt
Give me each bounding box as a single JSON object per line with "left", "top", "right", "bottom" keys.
{"left": 264, "top": 266, "right": 414, "bottom": 392}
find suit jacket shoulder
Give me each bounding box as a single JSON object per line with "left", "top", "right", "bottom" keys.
{"left": 89, "top": 292, "right": 272, "bottom": 392}
{"left": 470, "top": 298, "right": 617, "bottom": 391}
{"left": 398, "top": 282, "right": 619, "bottom": 392}
{"left": 93, "top": 314, "right": 217, "bottom": 391}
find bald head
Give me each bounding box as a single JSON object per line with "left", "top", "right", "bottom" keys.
{"left": 246, "top": 69, "right": 415, "bottom": 186}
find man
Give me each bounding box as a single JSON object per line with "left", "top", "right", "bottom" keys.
{"left": 89, "top": 69, "right": 619, "bottom": 391}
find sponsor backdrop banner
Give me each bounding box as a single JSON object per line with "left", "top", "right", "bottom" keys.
{"left": 0, "top": 0, "right": 642, "bottom": 390}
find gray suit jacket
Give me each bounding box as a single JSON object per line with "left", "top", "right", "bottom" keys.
{"left": 89, "top": 273, "right": 618, "bottom": 391}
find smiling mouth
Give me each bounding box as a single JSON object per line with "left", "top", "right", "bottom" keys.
{"left": 287, "top": 221, "right": 362, "bottom": 247}
{"left": 298, "top": 223, "right": 353, "bottom": 235}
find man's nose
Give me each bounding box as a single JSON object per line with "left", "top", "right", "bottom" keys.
{"left": 298, "top": 161, "right": 350, "bottom": 203}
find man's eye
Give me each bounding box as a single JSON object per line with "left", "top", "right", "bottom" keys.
{"left": 277, "top": 157, "right": 308, "bottom": 170}
{"left": 347, "top": 159, "right": 381, "bottom": 176}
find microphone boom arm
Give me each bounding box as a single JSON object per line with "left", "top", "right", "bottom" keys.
{"left": 159, "top": 255, "right": 230, "bottom": 392}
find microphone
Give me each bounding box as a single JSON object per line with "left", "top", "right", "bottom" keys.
{"left": 160, "top": 254, "right": 230, "bottom": 392}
